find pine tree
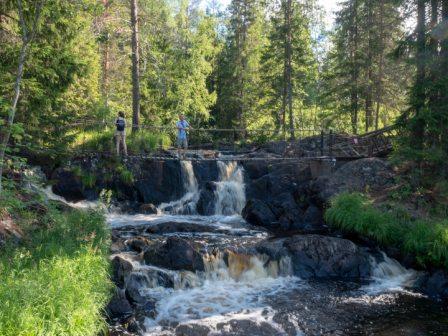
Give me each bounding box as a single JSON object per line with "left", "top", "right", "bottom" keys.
{"left": 260, "top": 0, "right": 317, "bottom": 138}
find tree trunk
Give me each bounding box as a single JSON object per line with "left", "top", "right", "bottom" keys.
{"left": 101, "top": 0, "right": 110, "bottom": 109}
{"left": 282, "top": 0, "right": 294, "bottom": 139}
{"left": 350, "top": 0, "right": 359, "bottom": 134}
{"left": 411, "top": 0, "right": 427, "bottom": 149}
{"left": 365, "top": 0, "right": 374, "bottom": 132}
{"left": 428, "top": 0, "right": 440, "bottom": 145}
{"left": 0, "top": 0, "right": 42, "bottom": 194}
{"left": 286, "top": 0, "right": 295, "bottom": 140}
{"left": 375, "top": 0, "right": 385, "bottom": 131}
{"left": 130, "top": 0, "right": 140, "bottom": 132}
{"left": 441, "top": 0, "right": 448, "bottom": 151}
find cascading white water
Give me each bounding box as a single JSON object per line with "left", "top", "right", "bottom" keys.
{"left": 42, "top": 186, "right": 100, "bottom": 209}
{"left": 158, "top": 161, "right": 200, "bottom": 215}
{"left": 363, "top": 253, "right": 419, "bottom": 294}
{"left": 158, "top": 160, "right": 246, "bottom": 216}
{"left": 214, "top": 161, "right": 246, "bottom": 216}
{"left": 136, "top": 251, "right": 299, "bottom": 334}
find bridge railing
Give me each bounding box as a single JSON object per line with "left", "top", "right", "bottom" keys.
{"left": 64, "top": 121, "right": 324, "bottom": 154}
{"left": 38, "top": 120, "right": 396, "bottom": 159}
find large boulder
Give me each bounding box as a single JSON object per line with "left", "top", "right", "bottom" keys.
{"left": 106, "top": 291, "right": 133, "bottom": 322}
{"left": 242, "top": 199, "right": 277, "bottom": 229}
{"left": 311, "top": 158, "right": 394, "bottom": 205}
{"left": 143, "top": 237, "right": 205, "bottom": 272}
{"left": 256, "top": 235, "right": 372, "bottom": 279}
{"left": 285, "top": 235, "right": 372, "bottom": 279}
{"left": 111, "top": 255, "right": 134, "bottom": 288}
{"left": 422, "top": 270, "right": 448, "bottom": 300}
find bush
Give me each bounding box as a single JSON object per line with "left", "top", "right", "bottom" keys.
{"left": 326, "top": 192, "right": 448, "bottom": 269}
{"left": 0, "top": 188, "right": 112, "bottom": 336}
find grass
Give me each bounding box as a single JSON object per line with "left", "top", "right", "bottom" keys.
{"left": 325, "top": 192, "right": 448, "bottom": 269}
{"left": 71, "top": 128, "right": 171, "bottom": 154}
{"left": 0, "top": 187, "right": 112, "bottom": 336}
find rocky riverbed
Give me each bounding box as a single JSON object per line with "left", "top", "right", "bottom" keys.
{"left": 47, "top": 153, "right": 448, "bottom": 335}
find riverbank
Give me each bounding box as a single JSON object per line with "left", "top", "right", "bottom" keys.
{"left": 0, "top": 187, "right": 112, "bottom": 336}
{"left": 326, "top": 192, "right": 448, "bottom": 299}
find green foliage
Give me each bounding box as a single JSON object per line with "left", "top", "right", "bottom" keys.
{"left": 0, "top": 187, "right": 112, "bottom": 336}
{"left": 126, "top": 131, "right": 171, "bottom": 153}
{"left": 81, "top": 172, "right": 97, "bottom": 189}
{"left": 116, "top": 165, "right": 134, "bottom": 185}
{"left": 326, "top": 192, "right": 448, "bottom": 269}
{"left": 72, "top": 128, "right": 171, "bottom": 155}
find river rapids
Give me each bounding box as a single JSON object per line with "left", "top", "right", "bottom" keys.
{"left": 44, "top": 161, "right": 448, "bottom": 336}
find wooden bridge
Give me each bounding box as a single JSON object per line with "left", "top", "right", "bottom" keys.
{"left": 62, "top": 122, "right": 397, "bottom": 162}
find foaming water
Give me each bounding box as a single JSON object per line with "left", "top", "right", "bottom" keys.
{"left": 42, "top": 186, "right": 100, "bottom": 209}
{"left": 214, "top": 161, "right": 246, "bottom": 216}
{"left": 158, "top": 161, "right": 199, "bottom": 215}
{"left": 141, "top": 251, "right": 301, "bottom": 334}
{"left": 363, "top": 253, "right": 419, "bottom": 295}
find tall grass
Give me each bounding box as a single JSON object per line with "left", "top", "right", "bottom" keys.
{"left": 326, "top": 192, "right": 448, "bottom": 269}
{"left": 71, "top": 128, "right": 171, "bottom": 154}
{"left": 0, "top": 189, "right": 112, "bottom": 336}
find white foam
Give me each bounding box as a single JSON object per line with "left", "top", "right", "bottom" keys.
{"left": 214, "top": 161, "right": 246, "bottom": 216}
{"left": 362, "top": 253, "right": 419, "bottom": 295}
{"left": 143, "top": 276, "right": 303, "bottom": 335}
{"left": 42, "top": 186, "right": 100, "bottom": 209}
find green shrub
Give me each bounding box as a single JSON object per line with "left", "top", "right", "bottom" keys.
{"left": 81, "top": 172, "right": 97, "bottom": 189}
{"left": 120, "top": 169, "right": 134, "bottom": 185}
{"left": 326, "top": 192, "right": 448, "bottom": 269}
{"left": 0, "top": 188, "right": 112, "bottom": 336}
{"left": 127, "top": 131, "right": 171, "bottom": 153}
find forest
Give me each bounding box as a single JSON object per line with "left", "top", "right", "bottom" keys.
{"left": 1, "top": 1, "right": 448, "bottom": 336}
{"left": 0, "top": 0, "right": 424, "bottom": 146}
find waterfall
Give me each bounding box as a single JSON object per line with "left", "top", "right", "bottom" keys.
{"left": 364, "top": 253, "right": 418, "bottom": 294}
{"left": 158, "top": 161, "right": 200, "bottom": 215}
{"left": 159, "top": 160, "right": 246, "bottom": 216}
{"left": 214, "top": 161, "right": 246, "bottom": 216}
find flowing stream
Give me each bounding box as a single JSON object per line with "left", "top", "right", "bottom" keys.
{"left": 44, "top": 162, "right": 448, "bottom": 335}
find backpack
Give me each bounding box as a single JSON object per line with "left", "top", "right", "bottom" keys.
{"left": 116, "top": 118, "right": 125, "bottom": 132}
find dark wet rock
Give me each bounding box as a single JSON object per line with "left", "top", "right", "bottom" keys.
{"left": 196, "top": 182, "right": 218, "bottom": 216}
{"left": 135, "top": 299, "right": 157, "bottom": 320}
{"left": 216, "top": 319, "right": 282, "bottom": 336}
{"left": 134, "top": 160, "right": 184, "bottom": 205}
{"left": 242, "top": 161, "right": 269, "bottom": 180}
{"left": 146, "top": 221, "right": 219, "bottom": 235}
{"left": 193, "top": 161, "right": 219, "bottom": 187}
{"left": 143, "top": 237, "right": 205, "bottom": 272}
{"left": 422, "top": 270, "right": 448, "bottom": 300}
{"left": 125, "top": 272, "right": 149, "bottom": 304}
{"left": 242, "top": 199, "right": 277, "bottom": 229}
{"left": 51, "top": 168, "right": 85, "bottom": 202}
{"left": 175, "top": 324, "right": 211, "bottom": 336}
{"left": 126, "top": 317, "right": 143, "bottom": 334}
{"left": 139, "top": 203, "right": 158, "bottom": 214}
{"left": 106, "top": 291, "right": 133, "bottom": 322}
{"left": 126, "top": 237, "right": 150, "bottom": 253}
{"left": 284, "top": 235, "right": 372, "bottom": 279}
{"left": 257, "top": 235, "right": 372, "bottom": 279}
{"left": 311, "top": 158, "right": 394, "bottom": 205}
{"left": 112, "top": 256, "right": 134, "bottom": 288}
